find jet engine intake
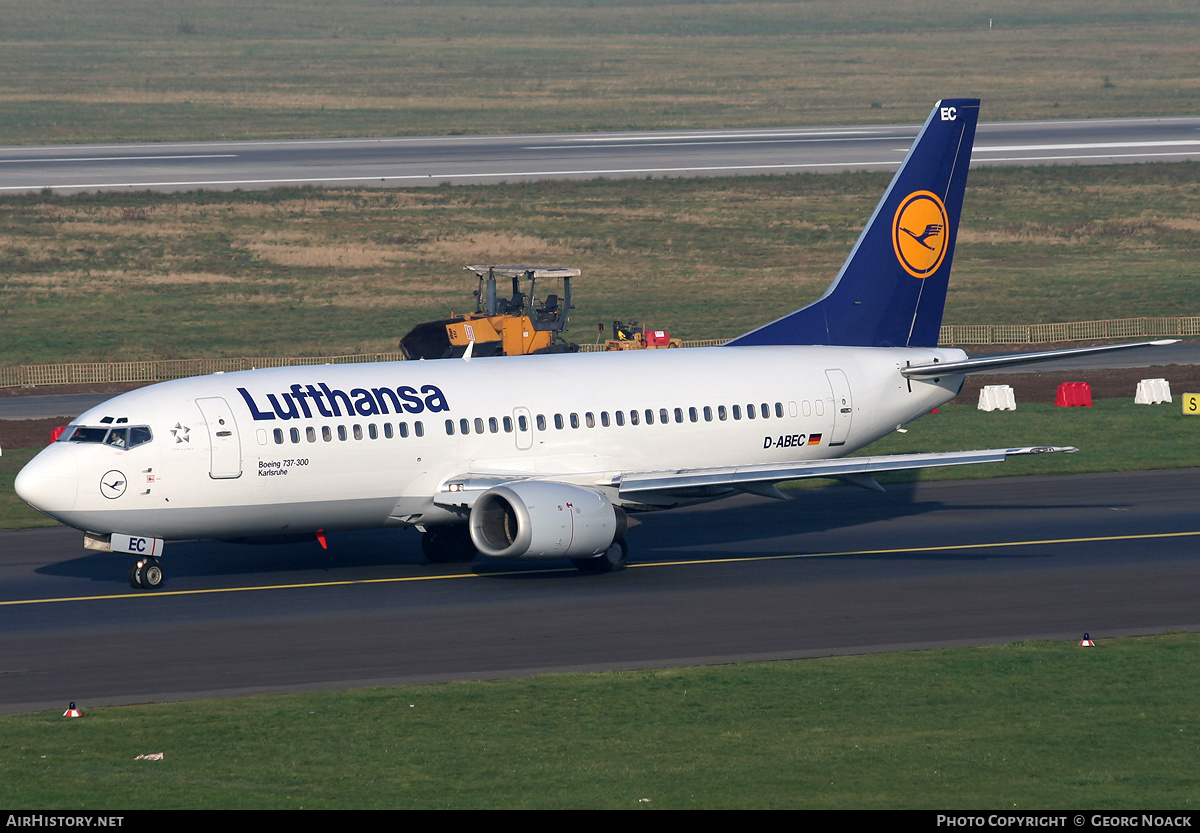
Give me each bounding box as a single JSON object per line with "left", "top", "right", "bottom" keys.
{"left": 469, "top": 480, "right": 626, "bottom": 560}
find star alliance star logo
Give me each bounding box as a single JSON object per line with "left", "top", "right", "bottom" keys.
{"left": 170, "top": 423, "right": 191, "bottom": 444}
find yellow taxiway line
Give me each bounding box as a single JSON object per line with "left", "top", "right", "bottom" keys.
{"left": 4, "top": 529, "right": 1199, "bottom": 607}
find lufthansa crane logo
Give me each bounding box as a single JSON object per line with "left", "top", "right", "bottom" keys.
{"left": 100, "top": 470, "right": 127, "bottom": 500}
{"left": 892, "top": 191, "right": 949, "bottom": 279}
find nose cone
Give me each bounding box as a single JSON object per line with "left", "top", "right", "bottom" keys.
{"left": 14, "top": 445, "right": 79, "bottom": 518}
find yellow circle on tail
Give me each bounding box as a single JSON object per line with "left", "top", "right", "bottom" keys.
{"left": 892, "top": 191, "right": 949, "bottom": 278}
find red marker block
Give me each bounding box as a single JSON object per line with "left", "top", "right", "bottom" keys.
{"left": 1055, "top": 382, "right": 1093, "bottom": 407}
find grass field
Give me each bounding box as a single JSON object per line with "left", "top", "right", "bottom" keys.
{"left": 2, "top": 162, "right": 1197, "bottom": 365}
{"left": 859, "top": 400, "right": 1200, "bottom": 482}
{"left": 1, "top": 0, "right": 1198, "bottom": 145}
{"left": 3, "top": 633, "right": 1198, "bottom": 809}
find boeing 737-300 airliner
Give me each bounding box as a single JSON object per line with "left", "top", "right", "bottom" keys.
{"left": 14, "top": 99, "right": 1172, "bottom": 588}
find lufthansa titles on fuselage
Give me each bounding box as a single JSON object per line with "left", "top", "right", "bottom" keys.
{"left": 237, "top": 382, "right": 450, "bottom": 421}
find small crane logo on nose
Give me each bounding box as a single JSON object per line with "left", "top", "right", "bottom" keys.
{"left": 100, "top": 470, "right": 127, "bottom": 500}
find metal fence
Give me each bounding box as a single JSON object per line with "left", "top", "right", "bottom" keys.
{"left": 0, "top": 353, "right": 405, "bottom": 389}
{"left": 2, "top": 318, "right": 1195, "bottom": 389}
{"left": 937, "top": 316, "right": 1200, "bottom": 346}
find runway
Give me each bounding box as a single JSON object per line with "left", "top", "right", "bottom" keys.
{"left": 2, "top": 115, "right": 1199, "bottom": 194}
{"left": 2, "top": 468, "right": 1197, "bottom": 714}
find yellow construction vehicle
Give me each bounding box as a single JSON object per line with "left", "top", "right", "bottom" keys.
{"left": 400, "top": 265, "right": 581, "bottom": 360}
{"left": 603, "top": 320, "right": 681, "bottom": 351}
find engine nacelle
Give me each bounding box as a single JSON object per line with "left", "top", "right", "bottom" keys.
{"left": 469, "top": 480, "right": 626, "bottom": 560}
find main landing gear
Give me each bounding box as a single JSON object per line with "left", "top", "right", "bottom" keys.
{"left": 572, "top": 538, "right": 628, "bottom": 573}
{"left": 421, "top": 525, "right": 479, "bottom": 564}
{"left": 128, "top": 557, "right": 165, "bottom": 590}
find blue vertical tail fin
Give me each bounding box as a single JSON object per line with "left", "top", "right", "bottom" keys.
{"left": 727, "top": 99, "right": 979, "bottom": 348}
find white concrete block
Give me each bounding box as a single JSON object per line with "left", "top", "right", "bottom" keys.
{"left": 978, "top": 384, "right": 1016, "bottom": 411}
{"left": 1134, "top": 378, "right": 1172, "bottom": 405}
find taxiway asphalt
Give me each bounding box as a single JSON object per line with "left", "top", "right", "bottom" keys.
{"left": 2, "top": 469, "right": 1197, "bottom": 714}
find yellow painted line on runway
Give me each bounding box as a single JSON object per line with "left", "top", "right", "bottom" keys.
{"left": 631, "top": 529, "right": 1200, "bottom": 568}
{"left": 0, "top": 568, "right": 565, "bottom": 606}
{"left": 4, "top": 529, "right": 1199, "bottom": 606}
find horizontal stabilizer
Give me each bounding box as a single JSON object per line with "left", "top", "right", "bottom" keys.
{"left": 901, "top": 340, "right": 1178, "bottom": 379}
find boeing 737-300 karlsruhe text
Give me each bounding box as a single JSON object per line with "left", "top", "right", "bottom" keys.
{"left": 15, "top": 99, "right": 1172, "bottom": 588}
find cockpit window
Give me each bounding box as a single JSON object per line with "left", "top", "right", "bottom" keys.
{"left": 60, "top": 425, "right": 153, "bottom": 448}
{"left": 63, "top": 426, "right": 107, "bottom": 443}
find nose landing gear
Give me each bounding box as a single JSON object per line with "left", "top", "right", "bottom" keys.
{"left": 129, "top": 557, "right": 165, "bottom": 590}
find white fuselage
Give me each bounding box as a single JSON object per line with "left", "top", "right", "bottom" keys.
{"left": 16, "top": 344, "right": 967, "bottom": 541}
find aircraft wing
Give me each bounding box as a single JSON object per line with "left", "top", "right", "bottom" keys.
{"left": 433, "top": 446, "right": 1077, "bottom": 507}
{"left": 613, "top": 446, "right": 1076, "bottom": 497}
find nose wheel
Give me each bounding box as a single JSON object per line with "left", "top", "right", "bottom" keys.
{"left": 128, "top": 557, "right": 165, "bottom": 590}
